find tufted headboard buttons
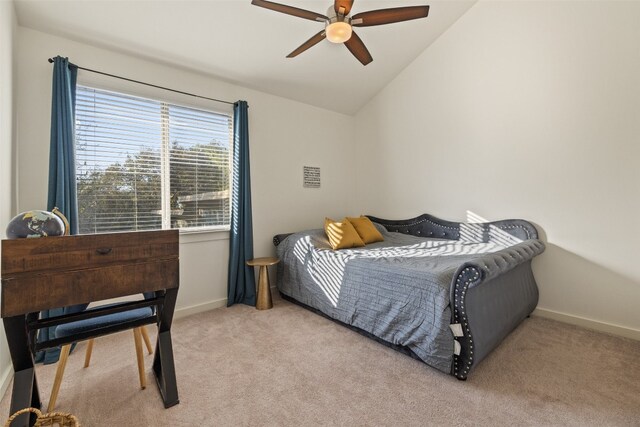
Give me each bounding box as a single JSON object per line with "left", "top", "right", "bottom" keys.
{"left": 366, "top": 214, "right": 538, "bottom": 242}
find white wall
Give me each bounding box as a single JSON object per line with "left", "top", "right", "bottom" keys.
{"left": 0, "top": 0, "right": 17, "bottom": 401}
{"left": 354, "top": 0, "right": 640, "bottom": 337}
{"left": 15, "top": 27, "right": 355, "bottom": 314}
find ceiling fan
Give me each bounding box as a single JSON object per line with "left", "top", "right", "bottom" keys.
{"left": 251, "top": 0, "right": 430, "bottom": 66}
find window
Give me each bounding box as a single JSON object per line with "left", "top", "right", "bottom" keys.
{"left": 75, "top": 86, "right": 232, "bottom": 234}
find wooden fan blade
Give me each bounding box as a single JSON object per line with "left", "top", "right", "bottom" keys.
{"left": 251, "top": 0, "right": 328, "bottom": 22}
{"left": 334, "top": 0, "right": 354, "bottom": 16}
{"left": 287, "top": 30, "right": 327, "bottom": 58}
{"left": 344, "top": 31, "right": 373, "bottom": 66}
{"left": 352, "top": 6, "right": 430, "bottom": 27}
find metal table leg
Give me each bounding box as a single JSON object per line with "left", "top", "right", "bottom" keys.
{"left": 152, "top": 288, "right": 179, "bottom": 408}
{"left": 3, "top": 316, "right": 41, "bottom": 427}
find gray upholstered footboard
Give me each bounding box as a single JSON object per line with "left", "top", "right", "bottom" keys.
{"left": 368, "top": 214, "right": 543, "bottom": 380}
{"left": 448, "top": 252, "right": 541, "bottom": 379}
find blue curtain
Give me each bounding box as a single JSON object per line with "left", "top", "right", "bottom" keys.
{"left": 37, "top": 56, "right": 85, "bottom": 364}
{"left": 227, "top": 101, "right": 256, "bottom": 306}
{"left": 47, "top": 56, "right": 79, "bottom": 233}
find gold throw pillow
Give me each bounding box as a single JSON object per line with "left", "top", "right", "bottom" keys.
{"left": 347, "top": 216, "right": 385, "bottom": 244}
{"left": 324, "top": 217, "right": 365, "bottom": 250}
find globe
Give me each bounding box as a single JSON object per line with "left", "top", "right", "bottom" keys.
{"left": 6, "top": 209, "right": 68, "bottom": 239}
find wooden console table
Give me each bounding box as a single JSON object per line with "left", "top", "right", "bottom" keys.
{"left": 1, "top": 230, "right": 180, "bottom": 427}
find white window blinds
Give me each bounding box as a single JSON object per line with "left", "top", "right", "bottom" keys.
{"left": 75, "top": 86, "right": 231, "bottom": 234}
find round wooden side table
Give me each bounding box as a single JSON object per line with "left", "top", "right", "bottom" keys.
{"left": 246, "top": 257, "right": 280, "bottom": 310}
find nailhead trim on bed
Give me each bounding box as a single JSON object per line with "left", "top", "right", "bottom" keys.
{"left": 382, "top": 219, "right": 459, "bottom": 238}
{"left": 382, "top": 217, "right": 458, "bottom": 231}
{"left": 453, "top": 266, "right": 481, "bottom": 380}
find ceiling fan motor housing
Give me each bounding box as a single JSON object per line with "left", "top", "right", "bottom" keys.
{"left": 326, "top": 5, "right": 349, "bottom": 22}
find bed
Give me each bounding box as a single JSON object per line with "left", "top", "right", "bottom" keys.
{"left": 273, "top": 213, "right": 545, "bottom": 380}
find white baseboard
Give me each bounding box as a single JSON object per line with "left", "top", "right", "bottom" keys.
{"left": 0, "top": 364, "right": 13, "bottom": 403}
{"left": 533, "top": 308, "right": 640, "bottom": 341}
{"left": 174, "top": 297, "right": 227, "bottom": 320}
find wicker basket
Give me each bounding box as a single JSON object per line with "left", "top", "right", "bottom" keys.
{"left": 4, "top": 408, "right": 79, "bottom": 427}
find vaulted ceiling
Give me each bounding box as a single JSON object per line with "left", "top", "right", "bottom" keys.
{"left": 14, "top": 0, "right": 476, "bottom": 114}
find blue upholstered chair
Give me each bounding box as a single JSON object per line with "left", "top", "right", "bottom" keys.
{"left": 47, "top": 304, "right": 155, "bottom": 412}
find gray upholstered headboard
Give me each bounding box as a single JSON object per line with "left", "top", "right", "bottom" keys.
{"left": 366, "top": 213, "right": 538, "bottom": 242}
{"left": 273, "top": 213, "right": 538, "bottom": 247}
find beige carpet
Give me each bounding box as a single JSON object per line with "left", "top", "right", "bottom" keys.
{"left": 2, "top": 295, "right": 639, "bottom": 426}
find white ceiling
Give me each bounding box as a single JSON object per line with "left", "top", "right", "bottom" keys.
{"left": 14, "top": 0, "right": 476, "bottom": 115}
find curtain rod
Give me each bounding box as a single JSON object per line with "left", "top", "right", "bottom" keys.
{"left": 47, "top": 57, "right": 236, "bottom": 106}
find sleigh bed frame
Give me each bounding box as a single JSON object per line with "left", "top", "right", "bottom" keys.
{"left": 273, "top": 213, "right": 544, "bottom": 380}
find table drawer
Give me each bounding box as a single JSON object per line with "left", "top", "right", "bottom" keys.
{"left": 1, "top": 229, "right": 179, "bottom": 275}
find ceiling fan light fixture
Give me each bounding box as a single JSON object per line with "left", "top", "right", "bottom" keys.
{"left": 325, "top": 21, "right": 352, "bottom": 43}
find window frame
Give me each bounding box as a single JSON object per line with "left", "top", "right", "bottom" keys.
{"left": 74, "top": 81, "right": 234, "bottom": 235}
